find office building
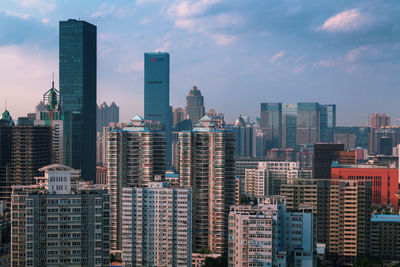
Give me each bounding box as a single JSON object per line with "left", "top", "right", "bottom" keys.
{"left": 11, "top": 164, "right": 110, "bottom": 267}
{"left": 260, "top": 103, "right": 282, "bottom": 149}
{"left": 331, "top": 164, "right": 398, "bottom": 210}
{"left": 296, "top": 102, "right": 320, "bottom": 146}
{"left": 97, "top": 102, "right": 119, "bottom": 133}
{"left": 233, "top": 115, "right": 253, "bottom": 158}
{"left": 0, "top": 110, "right": 13, "bottom": 204}
{"left": 319, "top": 104, "right": 336, "bottom": 143}
{"left": 60, "top": 19, "right": 97, "bottom": 182}
{"left": 96, "top": 165, "right": 107, "bottom": 184}
{"left": 107, "top": 115, "right": 165, "bottom": 250}
{"left": 369, "top": 127, "right": 400, "bottom": 155}
{"left": 313, "top": 143, "right": 355, "bottom": 179}
{"left": 172, "top": 107, "right": 186, "bottom": 126}
{"left": 185, "top": 86, "right": 205, "bottom": 124}
{"left": 179, "top": 115, "right": 235, "bottom": 254}
{"left": 121, "top": 182, "right": 192, "bottom": 266}
{"left": 228, "top": 197, "right": 316, "bottom": 267}
{"left": 334, "top": 126, "right": 370, "bottom": 150}
{"left": 369, "top": 113, "right": 390, "bottom": 129}
{"left": 370, "top": 215, "right": 400, "bottom": 261}
{"left": 282, "top": 104, "right": 297, "bottom": 149}
{"left": 144, "top": 52, "right": 172, "bottom": 166}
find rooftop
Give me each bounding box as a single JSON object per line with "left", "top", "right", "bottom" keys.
{"left": 371, "top": 214, "right": 400, "bottom": 223}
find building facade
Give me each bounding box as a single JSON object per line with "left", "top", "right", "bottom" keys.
{"left": 228, "top": 197, "right": 316, "bottom": 267}
{"left": 121, "top": 182, "right": 192, "bottom": 266}
{"left": 260, "top": 103, "right": 282, "bottom": 149}
{"left": 370, "top": 214, "right": 400, "bottom": 261}
{"left": 233, "top": 115, "right": 253, "bottom": 158}
{"left": 179, "top": 115, "right": 235, "bottom": 254}
{"left": 60, "top": 19, "right": 97, "bottom": 182}
{"left": 11, "top": 164, "right": 110, "bottom": 267}
{"left": 185, "top": 86, "right": 205, "bottom": 124}
{"left": 107, "top": 115, "right": 165, "bottom": 251}
{"left": 97, "top": 102, "right": 119, "bottom": 133}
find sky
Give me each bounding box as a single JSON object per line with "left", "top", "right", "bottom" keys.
{"left": 0, "top": 0, "right": 399, "bottom": 125}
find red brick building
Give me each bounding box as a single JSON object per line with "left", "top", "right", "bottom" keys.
{"left": 331, "top": 164, "right": 398, "bottom": 210}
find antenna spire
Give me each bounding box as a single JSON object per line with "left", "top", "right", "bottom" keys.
{"left": 5, "top": 100, "right": 7, "bottom": 110}
{"left": 52, "top": 72, "right": 55, "bottom": 88}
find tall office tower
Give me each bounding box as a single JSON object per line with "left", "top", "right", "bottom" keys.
{"left": 296, "top": 102, "right": 320, "bottom": 146}
{"left": 60, "top": 19, "right": 96, "bottom": 182}
{"left": 185, "top": 86, "right": 205, "bottom": 124}
{"left": 172, "top": 107, "right": 185, "bottom": 126}
{"left": 228, "top": 197, "right": 316, "bottom": 267}
{"left": 179, "top": 115, "right": 235, "bottom": 254}
{"left": 260, "top": 103, "right": 282, "bottom": 149}
{"left": 255, "top": 129, "right": 267, "bottom": 157}
{"left": 282, "top": 104, "right": 297, "bottom": 148}
{"left": 121, "top": 182, "right": 192, "bottom": 266}
{"left": 369, "top": 113, "right": 390, "bottom": 129}
{"left": 370, "top": 214, "right": 400, "bottom": 261}
{"left": 369, "top": 127, "right": 399, "bottom": 154}
{"left": 233, "top": 115, "right": 253, "bottom": 158}
{"left": 144, "top": 52, "right": 172, "bottom": 166}
{"left": 319, "top": 104, "right": 336, "bottom": 143}
{"left": 327, "top": 180, "right": 371, "bottom": 265}
{"left": 11, "top": 164, "right": 110, "bottom": 267}
{"left": 0, "top": 110, "right": 13, "bottom": 204}
{"left": 313, "top": 143, "right": 355, "bottom": 179}
{"left": 107, "top": 115, "right": 165, "bottom": 250}
{"left": 10, "top": 126, "right": 51, "bottom": 195}
{"left": 35, "top": 81, "right": 64, "bottom": 164}
{"left": 96, "top": 102, "right": 119, "bottom": 133}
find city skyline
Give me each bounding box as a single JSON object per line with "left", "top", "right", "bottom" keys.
{"left": 1, "top": 0, "right": 400, "bottom": 125}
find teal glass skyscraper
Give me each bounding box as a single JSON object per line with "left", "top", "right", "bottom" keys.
{"left": 144, "top": 52, "right": 172, "bottom": 165}
{"left": 59, "top": 19, "right": 97, "bottom": 181}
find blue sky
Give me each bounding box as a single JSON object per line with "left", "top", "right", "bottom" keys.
{"left": 0, "top": 0, "right": 399, "bottom": 125}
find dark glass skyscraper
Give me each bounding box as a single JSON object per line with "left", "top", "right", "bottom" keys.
{"left": 282, "top": 104, "right": 297, "bottom": 148}
{"left": 260, "top": 103, "right": 282, "bottom": 149}
{"left": 144, "top": 52, "right": 172, "bottom": 165}
{"left": 296, "top": 102, "right": 320, "bottom": 146}
{"left": 320, "top": 104, "right": 336, "bottom": 143}
{"left": 59, "top": 19, "right": 97, "bottom": 182}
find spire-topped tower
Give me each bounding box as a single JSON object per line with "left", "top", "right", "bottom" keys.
{"left": 43, "top": 77, "right": 60, "bottom": 111}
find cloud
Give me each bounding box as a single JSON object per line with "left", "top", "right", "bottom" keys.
{"left": 4, "top": 10, "right": 30, "bottom": 19}
{"left": 270, "top": 51, "right": 285, "bottom": 63}
{"left": 319, "top": 9, "right": 370, "bottom": 32}
{"left": 117, "top": 60, "right": 144, "bottom": 73}
{"left": 90, "top": 3, "right": 115, "bottom": 19}
{"left": 213, "top": 34, "right": 237, "bottom": 46}
{"left": 41, "top": 18, "right": 49, "bottom": 24}
{"left": 168, "top": 0, "right": 222, "bottom": 18}
{"left": 292, "top": 65, "right": 305, "bottom": 74}
{"left": 345, "top": 46, "right": 369, "bottom": 62}
{"left": 12, "top": 0, "right": 56, "bottom": 14}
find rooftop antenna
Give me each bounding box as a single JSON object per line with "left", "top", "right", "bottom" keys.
{"left": 52, "top": 72, "right": 55, "bottom": 89}
{"left": 5, "top": 100, "right": 7, "bottom": 110}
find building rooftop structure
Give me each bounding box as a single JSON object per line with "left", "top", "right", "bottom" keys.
{"left": 371, "top": 214, "right": 400, "bottom": 223}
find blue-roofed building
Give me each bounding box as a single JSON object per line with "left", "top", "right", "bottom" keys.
{"left": 371, "top": 214, "right": 400, "bottom": 260}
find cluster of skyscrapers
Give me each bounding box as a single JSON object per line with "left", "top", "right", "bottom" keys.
{"left": 1, "top": 18, "right": 400, "bottom": 267}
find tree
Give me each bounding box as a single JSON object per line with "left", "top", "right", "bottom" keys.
{"left": 205, "top": 256, "right": 228, "bottom": 267}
